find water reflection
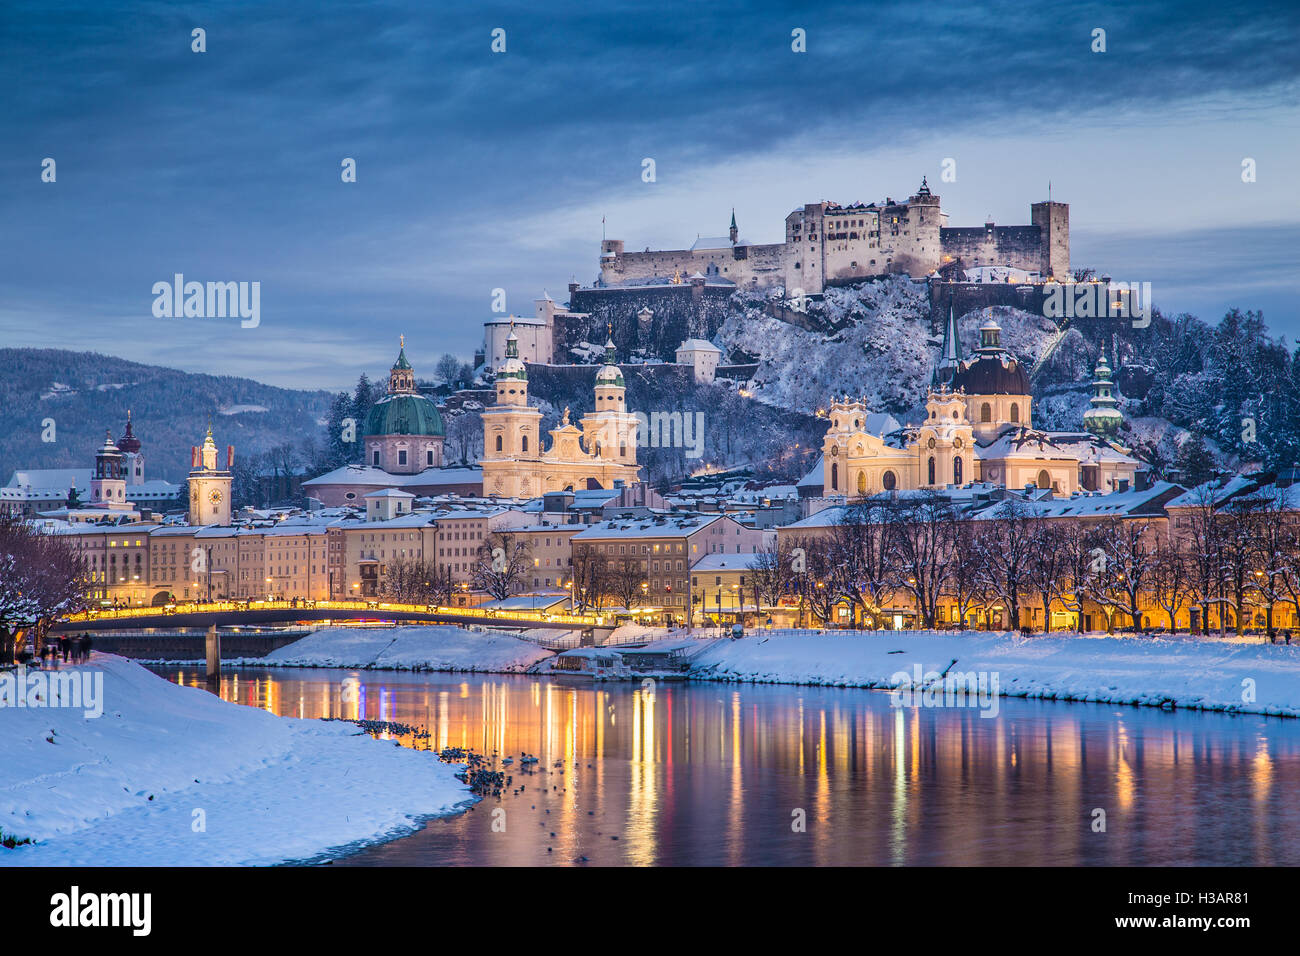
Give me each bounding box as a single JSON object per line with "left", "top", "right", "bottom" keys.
{"left": 159, "top": 667, "right": 1300, "bottom": 866}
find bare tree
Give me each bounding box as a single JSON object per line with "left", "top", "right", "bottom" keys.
{"left": 1149, "top": 542, "right": 1194, "bottom": 634}
{"left": 0, "top": 516, "right": 89, "bottom": 661}
{"left": 889, "top": 492, "right": 954, "bottom": 629}
{"left": 1088, "top": 517, "right": 1159, "bottom": 632}
{"left": 971, "top": 499, "right": 1039, "bottom": 632}
{"left": 471, "top": 531, "right": 532, "bottom": 600}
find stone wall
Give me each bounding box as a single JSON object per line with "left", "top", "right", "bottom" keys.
{"left": 564, "top": 284, "right": 736, "bottom": 362}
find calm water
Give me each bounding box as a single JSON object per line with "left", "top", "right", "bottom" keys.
{"left": 156, "top": 666, "right": 1300, "bottom": 866}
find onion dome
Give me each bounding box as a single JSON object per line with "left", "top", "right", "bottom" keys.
{"left": 595, "top": 338, "right": 624, "bottom": 387}
{"left": 117, "top": 410, "right": 141, "bottom": 454}
{"left": 1083, "top": 352, "right": 1124, "bottom": 437}
{"left": 497, "top": 328, "right": 528, "bottom": 382}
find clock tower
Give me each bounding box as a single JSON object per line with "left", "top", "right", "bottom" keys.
{"left": 188, "top": 424, "right": 233, "bottom": 526}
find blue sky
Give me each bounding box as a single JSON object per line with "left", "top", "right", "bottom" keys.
{"left": 2, "top": 0, "right": 1297, "bottom": 390}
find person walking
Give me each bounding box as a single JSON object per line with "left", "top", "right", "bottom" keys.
{"left": 59, "top": 635, "right": 70, "bottom": 663}
{"left": 80, "top": 633, "right": 93, "bottom": 662}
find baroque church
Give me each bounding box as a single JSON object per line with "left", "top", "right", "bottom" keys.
{"left": 480, "top": 329, "right": 640, "bottom": 498}
{"left": 819, "top": 309, "right": 1142, "bottom": 498}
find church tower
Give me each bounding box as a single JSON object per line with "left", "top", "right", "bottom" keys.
{"left": 729, "top": 209, "right": 739, "bottom": 246}
{"left": 481, "top": 329, "right": 544, "bottom": 496}
{"left": 90, "top": 430, "right": 128, "bottom": 509}
{"left": 117, "top": 410, "right": 145, "bottom": 486}
{"left": 581, "top": 338, "right": 639, "bottom": 468}
{"left": 1083, "top": 350, "right": 1124, "bottom": 438}
{"left": 188, "top": 424, "right": 233, "bottom": 526}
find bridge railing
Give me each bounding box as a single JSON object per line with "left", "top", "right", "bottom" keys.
{"left": 61, "top": 600, "right": 608, "bottom": 629}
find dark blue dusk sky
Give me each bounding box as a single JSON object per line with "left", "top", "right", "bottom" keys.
{"left": 2, "top": 1, "right": 1298, "bottom": 389}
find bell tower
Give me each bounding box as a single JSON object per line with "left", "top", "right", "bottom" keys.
{"left": 188, "top": 423, "right": 233, "bottom": 526}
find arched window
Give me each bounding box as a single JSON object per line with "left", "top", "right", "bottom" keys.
{"left": 495, "top": 435, "right": 503, "bottom": 452}
{"left": 954, "top": 456, "right": 963, "bottom": 485}
{"left": 1010, "top": 402, "right": 1020, "bottom": 423}
{"left": 856, "top": 471, "right": 867, "bottom": 495}
{"left": 521, "top": 435, "right": 528, "bottom": 452}
{"left": 619, "top": 443, "right": 626, "bottom": 458}
{"left": 830, "top": 462, "right": 839, "bottom": 491}
{"left": 980, "top": 403, "right": 992, "bottom": 423}
{"left": 882, "top": 470, "right": 896, "bottom": 491}
{"left": 927, "top": 457, "right": 936, "bottom": 484}
{"left": 1037, "top": 469, "right": 1051, "bottom": 490}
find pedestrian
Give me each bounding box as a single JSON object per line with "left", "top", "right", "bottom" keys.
{"left": 60, "top": 635, "right": 70, "bottom": 663}
{"left": 81, "top": 633, "right": 93, "bottom": 662}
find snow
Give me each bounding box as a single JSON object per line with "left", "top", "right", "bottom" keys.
{"left": 0, "top": 655, "right": 468, "bottom": 865}
{"left": 219, "top": 404, "right": 269, "bottom": 415}
{"left": 251, "top": 625, "right": 554, "bottom": 672}
{"left": 683, "top": 630, "right": 1300, "bottom": 717}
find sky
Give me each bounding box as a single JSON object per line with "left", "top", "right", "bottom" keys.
{"left": 2, "top": 0, "right": 1298, "bottom": 391}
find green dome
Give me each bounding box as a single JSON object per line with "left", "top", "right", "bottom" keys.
{"left": 364, "top": 393, "right": 445, "bottom": 437}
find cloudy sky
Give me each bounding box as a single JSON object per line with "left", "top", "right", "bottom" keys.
{"left": 2, "top": 0, "right": 1297, "bottom": 390}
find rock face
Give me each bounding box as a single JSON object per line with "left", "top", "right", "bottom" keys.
{"left": 564, "top": 281, "right": 736, "bottom": 363}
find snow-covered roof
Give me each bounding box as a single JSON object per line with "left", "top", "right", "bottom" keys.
{"left": 796, "top": 455, "right": 824, "bottom": 488}
{"left": 303, "top": 465, "right": 482, "bottom": 489}
{"left": 689, "top": 552, "right": 765, "bottom": 572}
{"left": 572, "top": 513, "right": 728, "bottom": 540}
{"left": 690, "top": 236, "right": 748, "bottom": 251}
{"left": 677, "top": 338, "right": 722, "bottom": 353}
{"left": 364, "top": 488, "right": 416, "bottom": 499}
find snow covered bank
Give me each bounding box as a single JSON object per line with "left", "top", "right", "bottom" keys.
{"left": 250, "top": 625, "right": 554, "bottom": 672}
{"left": 686, "top": 630, "right": 1300, "bottom": 717}
{"left": 0, "top": 655, "right": 468, "bottom": 866}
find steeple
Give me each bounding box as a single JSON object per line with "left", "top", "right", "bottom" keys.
{"left": 933, "top": 304, "right": 963, "bottom": 389}
{"left": 729, "top": 208, "right": 738, "bottom": 245}
{"left": 388, "top": 336, "right": 416, "bottom": 393}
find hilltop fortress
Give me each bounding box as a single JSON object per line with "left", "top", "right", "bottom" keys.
{"left": 598, "top": 178, "right": 1069, "bottom": 294}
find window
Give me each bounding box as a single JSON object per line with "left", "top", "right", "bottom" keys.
{"left": 398, "top": 450, "right": 407, "bottom": 465}
{"left": 426, "top": 450, "right": 434, "bottom": 466}
{"left": 856, "top": 471, "right": 867, "bottom": 495}
{"left": 495, "top": 435, "right": 503, "bottom": 452}
{"left": 954, "top": 457, "right": 963, "bottom": 485}
{"left": 1037, "top": 469, "right": 1051, "bottom": 490}
{"left": 372, "top": 450, "right": 380, "bottom": 466}
{"left": 882, "top": 470, "right": 896, "bottom": 491}
{"left": 927, "top": 457, "right": 936, "bottom": 485}
{"left": 522, "top": 435, "right": 528, "bottom": 452}
{"left": 980, "top": 403, "right": 992, "bottom": 423}
{"left": 1010, "top": 402, "right": 1020, "bottom": 423}
{"left": 830, "top": 462, "right": 838, "bottom": 491}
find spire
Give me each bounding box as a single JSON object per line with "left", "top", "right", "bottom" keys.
{"left": 392, "top": 335, "right": 412, "bottom": 371}
{"left": 941, "top": 305, "right": 962, "bottom": 365}
{"left": 729, "top": 208, "right": 738, "bottom": 245}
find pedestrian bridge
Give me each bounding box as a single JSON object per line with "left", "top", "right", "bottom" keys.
{"left": 55, "top": 600, "right": 607, "bottom": 634}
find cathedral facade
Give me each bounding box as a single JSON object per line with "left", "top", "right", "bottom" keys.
{"left": 480, "top": 331, "right": 640, "bottom": 498}
{"left": 821, "top": 311, "right": 1141, "bottom": 498}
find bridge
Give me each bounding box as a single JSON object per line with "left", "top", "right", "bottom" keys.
{"left": 55, "top": 600, "right": 608, "bottom": 634}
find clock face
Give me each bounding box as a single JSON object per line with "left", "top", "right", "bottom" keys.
{"left": 209, "top": 489, "right": 223, "bottom": 504}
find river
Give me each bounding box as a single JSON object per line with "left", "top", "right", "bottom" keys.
{"left": 155, "top": 666, "right": 1300, "bottom": 866}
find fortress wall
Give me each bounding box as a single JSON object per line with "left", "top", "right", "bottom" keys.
{"left": 940, "top": 225, "right": 1044, "bottom": 272}
{"left": 601, "top": 242, "right": 786, "bottom": 289}
{"left": 563, "top": 285, "right": 735, "bottom": 362}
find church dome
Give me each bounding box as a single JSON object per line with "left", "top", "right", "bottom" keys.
{"left": 948, "top": 316, "right": 1029, "bottom": 396}
{"left": 364, "top": 393, "right": 445, "bottom": 438}
{"left": 949, "top": 355, "right": 1030, "bottom": 396}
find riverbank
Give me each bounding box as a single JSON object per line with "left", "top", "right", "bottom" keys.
{"left": 0, "top": 655, "right": 469, "bottom": 865}
{"left": 242, "top": 625, "right": 555, "bottom": 672}
{"left": 682, "top": 629, "right": 1300, "bottom": 717}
